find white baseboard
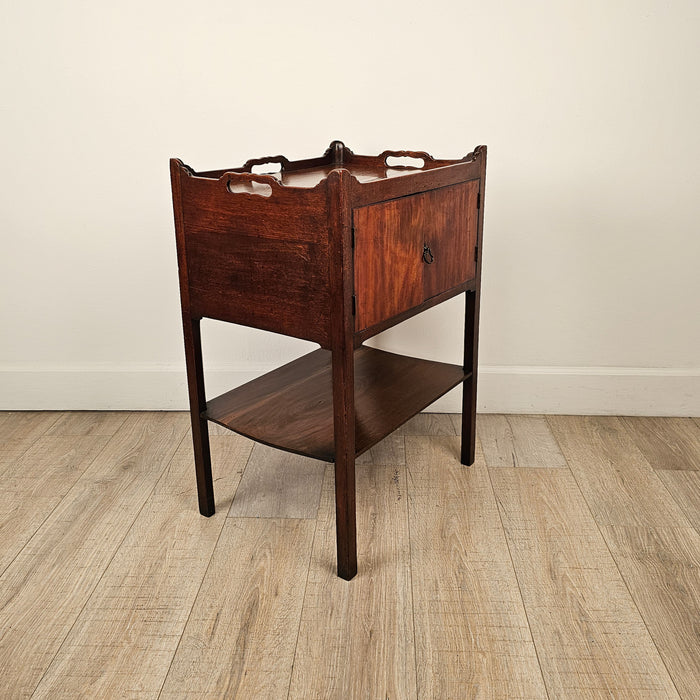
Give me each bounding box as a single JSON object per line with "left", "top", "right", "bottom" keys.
{"left": 1, "top": 364, "right": 698, "bottom": 416}
{"left": 434, "top": 365, "right": 700, "bottom": 415}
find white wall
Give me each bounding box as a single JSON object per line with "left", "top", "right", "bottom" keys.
{"left": 1, "top": 0, "right": 699, "bottom": 414}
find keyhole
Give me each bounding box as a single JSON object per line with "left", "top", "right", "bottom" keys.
{"left": 422, "top": 244, "right": 434, "bottom": 264}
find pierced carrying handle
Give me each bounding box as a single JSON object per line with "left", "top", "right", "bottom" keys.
{"left": 242, "top": 154, "right": 291, "bottom": 172}
{"left": 379, "top": 149, "right": 435, "bottom": 168}
{"left": 221, "top": 171, "right": 282, "bottom": 198}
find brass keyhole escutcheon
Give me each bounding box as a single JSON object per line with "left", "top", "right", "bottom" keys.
{"left": 422, "top": 243, "right": 434, "bottom": 264}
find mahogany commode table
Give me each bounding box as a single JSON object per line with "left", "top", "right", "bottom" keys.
{"left": 170, "top": 141, "right": 487, "bottom": 580}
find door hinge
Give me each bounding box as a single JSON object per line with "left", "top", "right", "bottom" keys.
{"left": 351, "top": 294, "right": 356, "bottom": 315}
{"left": 474, "top": 245, "right": 479, "bottom": 262}
{"left": 477, "top": 191, "right": 481, "bottom": 209}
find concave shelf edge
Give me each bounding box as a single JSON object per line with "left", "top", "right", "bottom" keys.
{"left": 204, "top": 346, "right": 470, "bottom": 462}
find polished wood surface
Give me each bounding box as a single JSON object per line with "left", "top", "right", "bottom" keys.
{"left": 353, "top": 277, "right": 476, "bottom": 345}
{"left": 171, "top": 141, "right": 486, "bottom": 578}
{"left": 196, "top": 141, "right": 481, "bottom": 193}
{"left": 1, "top": 412, "right": 699, "bottom": 698}
{"left": 172, "top": 161, "right": 331, "bottom": 345}
{"left": 354, "top": 181, "right": 478, "bottom": 331}
{"left": 205, "top": 345, "right": 468, "bottom": 462}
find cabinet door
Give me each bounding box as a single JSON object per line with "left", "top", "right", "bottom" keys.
{"left": 353, "top": 180, "right": 479, "bottom": 332}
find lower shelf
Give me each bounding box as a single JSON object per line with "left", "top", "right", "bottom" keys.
{"left": 204, "top": 345, "right": 469, "bottom": 462}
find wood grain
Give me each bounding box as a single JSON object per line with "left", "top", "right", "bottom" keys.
{"left": 397, "top": 411, "right": 457, "bottom": 436}
{"left": 601, "top": 525, "right": 700, "bottom": 699}
{"left": 174, "top": 161, "right": 332, "bottom": 345}
{"left": 353, "top": 181, "right": 478, "bottom": 331}
{"left": 44, "top": 411, "right": 128, "bottom": 436}
{"left": 406, "top": 436, "right": 547, "bottom": 699}
{"left": 0, "top": 411, "right": 60, "bottom": 474}
{"left": 289, "top": 462, "right": 416, "bottom": 700}
{"left": 194, "top": 142, "right": 482, "bottom": 203}
{"left": 0, "top": 412, "right": 188, "bottom": 698}
{"left": 159, "top": 517, "right": 315, "bottom": 699}
{"left": 0, "top": 435, "right": 109, "bottom": 575}
{"left": 31, "top": 433, "right": 252, "bottom": 699}
{"left": 355, "top": 434, "right": 405, "bottom": 465}
{"left": 491, "top": 467, "right": 680, "bottom": 699}
{"left": 174, "top": 142, "right": 486, "bottom": 579}
{"left": 228, "top": 443, "right": 326, "bottom": 519}
{"left": 547, "top": 415, "right": 691, "bottom": 527}
{"left": 2, "top": 413, "right": 699, "bottom": 697}
{"left": 479, "top": 414, "right": 567, "bottom": 468}
{"left": 205, "top": 346, "right": 466, "bottom": 462}
{"left": 449, "top": 411, "right": 464, "bottom": 433}
{"left": 620, "top": 416, "right": 700, "bottom": 471}
{"left": 657, "top": 471, "right": 700, "bottom": 532}
{"left": 0, "top": 411, "right": 58, "bottom": 441}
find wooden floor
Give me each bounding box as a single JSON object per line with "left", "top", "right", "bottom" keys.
{"left": 1, "top": 412, "right": 699, "bottom": 699}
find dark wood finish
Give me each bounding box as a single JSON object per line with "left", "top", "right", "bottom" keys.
{"left": 170, "top": 141, "right": 487, "bottom": 579}
{"left": 170, "top": 161, "right": 214, "bottom": 516}
{"left": 175, "top": 165, "right": 331, "bottom": 346}
{"left": 204, "top": 346, "right": 469, "bottom": 462}
{"left": 461, "top": 145, "right": 487, "bottom": 466}
{"left": 354, "top": 278, "right": 476, "bottom": 346}
{"left": 354, "top": 181, "right": 479, "bottom": 331}
{"left": 195, "top": 145, "right": 482, "bottom": 207}
{"left": 377, "top": 148, "right": 438, "bottom": 164}
{"left": 461, "top": 291, "right": 478, "bottom": 466}
{"left": 327, "top": 168, "right": 357, "bottom": 580}
{"left": 182, "top": 318, "right": 214, "bottom": 515}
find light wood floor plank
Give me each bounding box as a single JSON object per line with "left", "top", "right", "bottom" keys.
{"left": 479, "top": 414, "right": 567, "bottom": 468}
{"left": 1, "top": 411, "right": 698, "bottom": 698}
{"left": 0, "top": 411, "right": 59, "bottom": 442}
{"left": 620, "top": 417, "right": 700, "bottom": 471}
{"left": 356, "top": 434, "right": 405, "bottom": 465}
{"left": 228, "top": 443, "right": 326, "bottom": 519}
{"left": 601, "top": 525, "right": 700, "bottom": 700}
{"left": 407, "top": 436, "right": 547, "bottom": 699}
{"left": 547, "top": 415, "right": 691, "bottom": 528}
{"left": 31, "top": 433, "right": 253, "bottom": 700}
{"left": 0, "top": 412, "right": 188, "bottom": 698}
{"left": 0, "top": 435, "right": 109, "bottom": 575}
{"left": 0, "top": 412, "right": 60, "bottom": 475}
{"left": 397, "top": 412, "right": 457, "bottom": 436}
{"left": 289, "top": 462, "right": 416, "bottom": 700}
{"left": 159, "top": 517, "right": 315, "bottom": 699}
{"left": 44, "top": 411, "right": 129, "bottom": 437}
{"left": 491, "top": 468, "right": 680, "bottom": 699}
{"left": 656, "top": 471, "right": 700, "bottom": 532}
{"left": 208, "top": 422, "right": 232, "bottom": 436}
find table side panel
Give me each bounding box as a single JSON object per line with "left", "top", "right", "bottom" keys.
{"left": 178, "top": 174, "right": 331, "bottom": 345}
